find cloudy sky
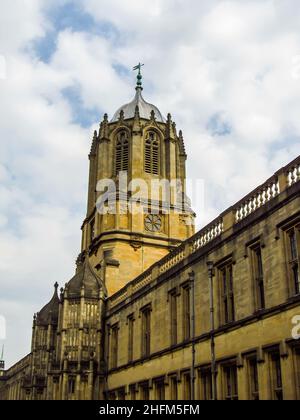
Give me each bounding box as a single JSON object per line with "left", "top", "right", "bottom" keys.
{"left": 1, "top": 0, "right": 300, "bottom": 367}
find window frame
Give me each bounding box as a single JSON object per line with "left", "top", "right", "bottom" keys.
{"left": 182, "top": 284, "right": 191, "bottom": 342}
{"left": 154, "top": 378, "right": 166, "bottom": 401}
{"left": 222, "top": 362, "right": 238, "bottom": 401}
{"left": 169, "top": 375, "right": 178, "bottom": 400}
{"left": 182, "top": 371, "right": 192, "bottom": 401}
{"left": 247, "top": 356, "right": 260, "bottom": 400}
{"left": 293, "top": 346, "right": 300, "bottom": 400}
{"left": 140, "top": 381, "right": 150, "bottom": 401}
{"left": 169, "top": 289, "right": 178, "bottom": 346}
{"left": 115, "top": 129, "right": 130, "bottom": 175}
{"left": 127, "top": 314, "right": 135, "bottom": 364}
{"left": 141, "top": 305, "right": 151, "bottom": 359}
{"left": 217, "top": 259, "right": 235, "bottom": 326}
{"left": 249, "top": 241, "right": 266, "bottom": 311}
{"left": 144, "top": 130, "right": 160, "bottom": 176}
{"left": 199, "top": 367, "right": 213, "bottom": 401}
{"left": 286, "top": 225, "right": 300, "bottom": 296}
{"left": 68, "top": 376, "right": 76, "bottom": 395}
{"left": 110, "top": 323, "right": 119, "bottom": 370}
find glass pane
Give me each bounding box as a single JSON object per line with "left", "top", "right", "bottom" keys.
{"left": 290, "top": 231, "right": 298, "bottom": 260}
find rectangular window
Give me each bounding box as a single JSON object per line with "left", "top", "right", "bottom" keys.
{"left": 170, "top": 377, "right": 178, "bottom": 400}
{"left": 170, "top": 291, "right": 178, "bottom": 346}
{"left": 251, "top": 244, "right": 265, "bottom": 310}
{"left": 219, "top": 262, "right": 235, "bottom": 325}
{"left": 270, "top": 352, "right": 283, "bottom": 401}
{"left": 130, "top": 385, "right": 137, "bottom": 401}
{"left": 295, "top": 348, "right": 300, "bottom": 399}
{"left": 140, "top": 382, "right": 150, "bottom": 401}
{"left": 108, "top": 392, "right": 116, "bottom": 401}
{"left": 68, "top": 377, "right": 76, "bottom": 395}
{"left": 287, "top": 227, "right": 300, "bottom": 295}
{"left": 224, "top": 364, "right": 238, "bottom": 400}
{"left": 141, "top": 307, "right": 151, "bottom": 358}
{"left": 128, "top": 315, "right": 134, "bottom": 363}
{"left": 110, "top": 324, "right": 119, "bottom": 369}
{"left": 248, "top": 358, "right": 260, "bottom": 400}
{"left": 182, "top": 286, "right": 191, "bottom": 341}
{"left": 155, "top": 380, "right": 165, "bottom": 401}
{"left": 200, "top": 369, "right": 212, "bottom": 401}
{"left": 183, "top": 372, "right": 191, "bottom": 400}
{"left": 117, "top": 388, "right": 126, "bottom": 401}
{"left": 90, "top": 219, "right": 95, "bottom": 243}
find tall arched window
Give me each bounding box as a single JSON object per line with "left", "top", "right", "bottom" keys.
{"left": 145, "top": 131, "right": 160, "bottom": 175}
{"left": 116, "top": 131, "right": 129, "bottom": 174}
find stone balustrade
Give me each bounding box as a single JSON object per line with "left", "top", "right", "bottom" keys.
{"left": 189, "top": 218, "right": 224, "bottom": 253}
{"left": 108, "top": 155, "right": 300, "bottom": 310}
{"left": 235, "top": 178, "right": 280, "bottom": 223}
{"left": 159, "top": 246, "right": 186, "bottom": 275}
{"left": 287, "top": 158, "right": 300, "bottom": 186}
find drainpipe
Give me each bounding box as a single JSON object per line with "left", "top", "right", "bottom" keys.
{"left": 207, "top": 261, "right": 217, "bottom": 401}
{"left": 189, "top": 271, "right": 196, "bottom": 401}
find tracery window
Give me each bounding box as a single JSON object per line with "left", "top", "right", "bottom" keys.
{"left": 116, "top": 130, "right": 129, "bottom": 174}
{"left": 145, "top": 131, "right": 160, "bottom": 175}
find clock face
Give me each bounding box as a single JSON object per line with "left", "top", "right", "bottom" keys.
{"left": 144, "top": 214, "right": 162, "bottom": 233}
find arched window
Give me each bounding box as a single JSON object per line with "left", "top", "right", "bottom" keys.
{"left": 145, "top": 131, "right": 160, "bottom": 175}
{"left": 116, "top": 131, "right": 129, "bottom": 174}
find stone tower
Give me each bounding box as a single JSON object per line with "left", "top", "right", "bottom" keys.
{"left": 81, "top": 66, "right": 195, "bottom": 295}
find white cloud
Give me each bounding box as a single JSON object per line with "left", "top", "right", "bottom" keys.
{"left": 1, "top": 0, "right": 300, "bottom": 367}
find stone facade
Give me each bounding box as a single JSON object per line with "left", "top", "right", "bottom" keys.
{"left": 1, "top": 78, "right": 300, "bottom": 400}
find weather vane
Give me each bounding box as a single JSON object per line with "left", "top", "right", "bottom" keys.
{"left": 133, "top": 63, "right": 144, "bottom": 89}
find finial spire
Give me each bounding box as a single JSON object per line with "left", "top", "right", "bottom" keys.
{"left": 133, "top": 63, "right": 144, "bottom": 90}
{"left": 0, "top": 344, "right": 4, "bottom": 372}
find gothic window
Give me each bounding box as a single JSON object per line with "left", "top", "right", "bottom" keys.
{"left": 218, "top": 261, "right": 235, "bottom": 325}
{"left": 169, "top": 290, "right": 178, "bottom": 346}
{"left": 68, "top": 377, "right": 76, "bottom": 395}
{"left": 294, "top": 347, "right": 300, "bottom": 399}
{"left": 130, "top": 384, "right": 138, "bottom": 401}
{"left": 141, "top": 306, "right": 151, "bottom": 358}
{"left": 200, "top": 368, "right": 213, "bottom": 401}
{"left": 182, "top": 285, "right": 191, "bottom": 341}
{"left": 145, "top": 131, "right": 160, "bottom": 175}
{"left": 250, "top": 242, "right": 265, "bottom": 311}
{"left": 140, "top": 381, "right": 150, "bottom": 400}
{"left": 116, "top": 130, "right": 129, "bottom": 174}
{"left": 287, "top": 226, "right": 300, "bottom": 295}
{"left": 270, "top": 351, "right": 283, "bottom": 400}
{"left": 110, "top": 324, "right": 119, "bottom": 369}
{"left": 154, "top": 379, "right": 165, "bottom": 400}
{"left": 128, "top": 314, "right": 134, "bottom": 363}
{"left": 117, "top": 388, "right": 126, "bottom": 401}
{"left": 248, "top": 357, "right": 260, "bottom": 400}
{"left": 183, "top": 371, "right": 192, "bottom": 400}
{"left": 170, "top": 376, "right": 178, "bottom": 400}
{"left": 224, "top": 364, "right": 238, "bottom": 400}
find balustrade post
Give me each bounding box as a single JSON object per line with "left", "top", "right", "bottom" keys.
{"left": 222, "top": 208, "right": 235, "bottom": 234}
{"left": 151, "top": 265, "right": 160, "bottom": 280}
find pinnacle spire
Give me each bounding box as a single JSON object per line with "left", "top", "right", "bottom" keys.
{"left": 0, "top": 344, "right": 4, "bottom": 372}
